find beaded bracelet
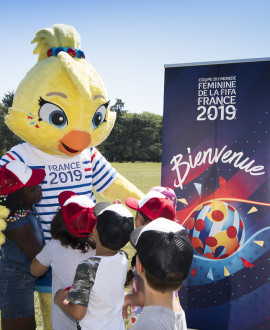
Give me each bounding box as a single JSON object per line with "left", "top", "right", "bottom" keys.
{"left": 0, "top": 195, "right": 7, "bottom": 203}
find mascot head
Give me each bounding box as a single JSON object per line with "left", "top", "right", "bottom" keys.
{"left": 5, "top": 24, "right": 116, "bottom": 156}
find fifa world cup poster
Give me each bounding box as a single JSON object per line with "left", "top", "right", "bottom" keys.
{"left": 161, "top": 58, "right": 270, "bottom": 330}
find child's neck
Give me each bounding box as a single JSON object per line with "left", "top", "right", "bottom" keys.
{"left": 22, "top": 202, "right": 32, "bottom": 211}
{"left": 144, "top": 283, "right": 181, "bottom": 313}
{"left": 95, "top": 244, "right": 118, "bottom": 257}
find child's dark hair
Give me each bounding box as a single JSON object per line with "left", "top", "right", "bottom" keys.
{"left": 125, "top": 211, "right": 149, "bottom": 287}
{"left": 0, "top": 189, "right": 24, "bottom": 218}
{"left": 144, "top": 269, "right": 184, "bottom": 293}
{"left": 51, "top": 208, "right": 96, "bottom": 252}
{"left": 137, "top": 211, "right": 151, "bottom": 225}
{"left": 124, "top": 211, "right": 151, "bottom": 286}
{"left": 124, "top": 252, "right": 137, "bottom": 287}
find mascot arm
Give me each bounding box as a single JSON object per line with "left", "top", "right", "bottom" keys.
{"left": 101, "top": 174, "right": 144, "bottom": 202}
{"left": 0, "top": 206, "right": 9, "bottom": 247}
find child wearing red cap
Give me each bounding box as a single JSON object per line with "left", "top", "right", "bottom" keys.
{"left": 0, "top": 160, "right": 46, "bottom": 330}
{"left": 124, "top": 189, "right": 178, "bottom": 328}
{"left": 54, "top": 202, "right": 134, "bottom": 330}
{"left": 30, "top": 191, "right": 97, "bottom": 330}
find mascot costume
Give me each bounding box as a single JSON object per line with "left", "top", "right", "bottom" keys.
{"left": 0, "top": 24, "right": 143, "bottom": 329}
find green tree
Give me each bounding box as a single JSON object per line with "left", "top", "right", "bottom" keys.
{"left": 0, "top": 92, "right": 22, "bottom": 155}
{"left": 2, "top": 91, "right": 14, "bottom": 108}
{"left": 136, "top": 112, "right": 162, "bottom": 162}
{"left": 99, "top": 99, "right": 162, "bottom": 162}
{"left": 99, "top": 99, "right": 128, "bottom": 162}
{"left": 110, "top": 98, "right": 127, "bottom": 116}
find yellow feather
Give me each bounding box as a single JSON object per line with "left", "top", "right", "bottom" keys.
{"left": 0, "top": 206, "right": 9, "bottom": 247}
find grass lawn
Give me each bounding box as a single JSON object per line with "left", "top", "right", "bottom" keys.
{"left": 95, "top": 162, "right": 162, "bottom": 203}
{"left": 1, "top": 162, "right": 161, "bottom": 330}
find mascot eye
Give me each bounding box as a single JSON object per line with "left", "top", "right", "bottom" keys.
{"left": 39, "top": 99, "right": 68, "bottom": 129}
{"left": 91, "top": 103, "right": 108, "bottom": 130}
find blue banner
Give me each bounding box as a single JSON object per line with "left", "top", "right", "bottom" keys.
{"left": 162, "top": 59, "right": 270, "bottom": 330}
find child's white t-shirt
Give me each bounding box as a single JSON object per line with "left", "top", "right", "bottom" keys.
{"left": 36, "top": 239, "right": 95, "bottom": 330}
{"left": 67, "top": 251, "right": 128, "bottom": 330}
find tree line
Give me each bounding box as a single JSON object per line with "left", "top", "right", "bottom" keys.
{"left": 0, "top": 94, "right": 162, "bottom": 162}
{"left": 0, "top": 92, "right": 22, "bottom": 155}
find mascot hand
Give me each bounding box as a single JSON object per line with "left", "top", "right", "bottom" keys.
{"left": 101, "top": 175, "right": 144, "bottom": 202}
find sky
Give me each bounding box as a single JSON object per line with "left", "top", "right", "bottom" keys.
{"left": 1, "top": 0, "right": 270, "bottom": 115}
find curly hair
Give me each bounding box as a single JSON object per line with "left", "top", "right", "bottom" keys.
{"left": 50, "top": 208, "right": 96, "bottom": 252}
{"left": 1, "top": 188, "right": 24, "bottom": 218}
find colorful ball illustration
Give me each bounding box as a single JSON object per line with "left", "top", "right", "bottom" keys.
{"left": 187, "top": 200, "right": 245, "bottom": 259}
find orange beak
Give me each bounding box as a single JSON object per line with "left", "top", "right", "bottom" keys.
{"left": 58, "top": 131, "right": 91, "bottom": 155}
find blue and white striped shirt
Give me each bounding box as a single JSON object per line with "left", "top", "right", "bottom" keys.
{"left": 0, "top": 142, "right": 118, "bottom": 241}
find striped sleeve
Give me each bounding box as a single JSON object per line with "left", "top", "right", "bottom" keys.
{"left": 67, "top": 258, "right": 101, "bottom": 307}
{"left": 0, "top": 147, "right": 25, "bottom": 168}
{"left": 91, "top": 148, "right": 118, "bottom": 193}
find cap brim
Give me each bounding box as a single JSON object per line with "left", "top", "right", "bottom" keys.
{"left": 24, "top": 168, "right": 46, "bottom": 188}
{"left": 94, "top": 202, "right": 111, "bottom": 217}
{"left": 130, "top": 226, "right": 144, "bottom": 248}
{"left": 125, "top": 197, "right": 139, "bottom": 210}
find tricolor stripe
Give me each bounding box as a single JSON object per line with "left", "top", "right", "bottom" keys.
{"left": 6, "top": 153, "right": 15, "bottom": 160}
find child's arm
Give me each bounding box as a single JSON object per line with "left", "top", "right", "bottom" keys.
{"left": 54, "top": 289, "right": 87, "bottom": 320}
{"left": 55, "top": 260, "right": 97, "bottom": 321}
{"left": 6, "top": 224, "right": 42, "bottom": 260}
{"left": 30, "top": 257, "right": 49, "bottom": 276}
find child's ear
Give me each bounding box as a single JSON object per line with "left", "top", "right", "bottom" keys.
{"left": 136, "top": 255, "right": 144, "bottom": 275}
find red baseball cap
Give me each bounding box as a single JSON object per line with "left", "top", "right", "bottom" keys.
{"left": 125, "top": 191, "right": 175, "bottom": 221}
{"left": 0, "top": 160, "right": 45, "bottom": 195}
{"left": 59, "top": 191, "right": 97, "bottom": 237}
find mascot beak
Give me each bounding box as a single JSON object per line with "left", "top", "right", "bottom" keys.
{"left": 58, "top": 131, "right": 91, "bottom": 155}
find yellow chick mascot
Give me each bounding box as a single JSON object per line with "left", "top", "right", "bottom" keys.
{"left": 0, "top": 24, "right": 143, "bottom": 329}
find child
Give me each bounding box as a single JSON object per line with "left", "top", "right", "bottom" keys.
{"left": 124, "top": 190, "right": 176, "bottom": 326}
{"left": 125, "top": 190, "right": 175, "bottom": 227}
{"left": 130, "top": 217, "right": 194, "bottom": 329}
{"left": 54, "top": 202, "right": 134, "bottom": 330}
{"left": 31, "top": 191, "right": 97, "bottom": 330}
{"left": 150, "top": 186, "right": 178, "bottom": 209}
{"left": 0, "top": 160, "right": 46, "bottom": 330}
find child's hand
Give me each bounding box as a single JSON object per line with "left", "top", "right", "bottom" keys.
{"left": 54, "top": 288, "right": 69, "bottom": 306}
{"left": 113, "top": 199, "right": 122, "bottom": 204}
{"left": 122, "top": 301, "right": 129, "bottom": 319}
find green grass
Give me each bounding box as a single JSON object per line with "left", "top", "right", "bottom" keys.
{"left": 2, "top": 162, "right": 162, "bottom": 330}
{"left": 113, "top": 162, "right": 162, "bottom": 194}
{"left": 94, "top": 162, "right": 162, "bottom": 204}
